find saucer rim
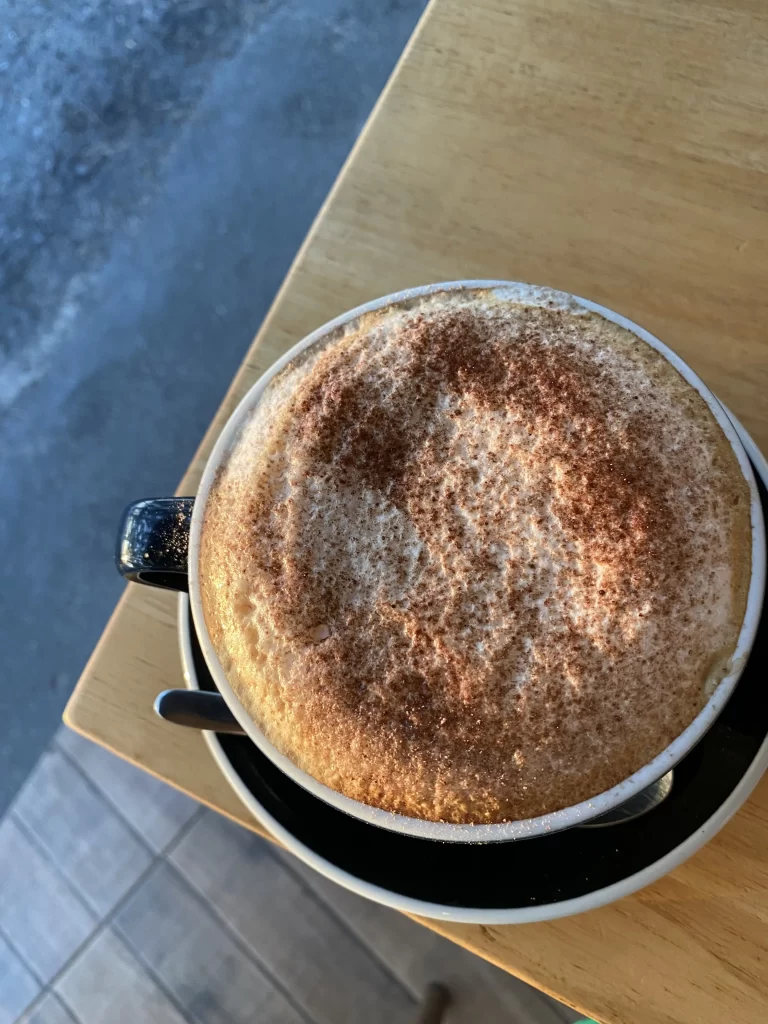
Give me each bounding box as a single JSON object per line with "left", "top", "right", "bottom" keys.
{"left": 178, "top": 409, "right": 768, "bottom": 924}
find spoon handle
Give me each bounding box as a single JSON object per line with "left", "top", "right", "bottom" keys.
{"left": 154, "top": 689, "right": 246, "bottom": 735}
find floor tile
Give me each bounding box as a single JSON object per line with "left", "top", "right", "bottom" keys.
{"left": 115, "top": 862, "right": 304, "bottom": 1024}
{"left": 12, "top": 749, "right": 153, "bottom": 916}
{"left": 56, "top": 928, "right": 187, "bottom": 1024}
{"left": 16, "top": 992, "right": 77, "bottom": 1024}
{"left": 0, "top": 817, "right": 95, "bottom": 984}
{"left": 56, "top": 729, "right": 199, "bottom": 853}
{"left": 276, "top": 848, "right": 581, "bottom": 1024}
{"left": 0, "top": 933, "right": 39, "bottom": 1024}
{"left": 170, "top": 811, "right": 414, "bottom": 1024}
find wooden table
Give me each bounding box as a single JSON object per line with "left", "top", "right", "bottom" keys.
{"left": 65, "top": 1, "right": 768, "bottom": 1021}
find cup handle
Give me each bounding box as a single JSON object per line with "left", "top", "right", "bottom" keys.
{"left": 116, "top": 497, "right": 194, "bottom": 592}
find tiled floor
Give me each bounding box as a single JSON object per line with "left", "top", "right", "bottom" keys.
{"left": 0, "top": 729, "right": 581, "bottom": 1024}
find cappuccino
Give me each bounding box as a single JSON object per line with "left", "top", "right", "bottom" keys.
{"left": 200, "top": 289, "right": 751, "bottom": 823}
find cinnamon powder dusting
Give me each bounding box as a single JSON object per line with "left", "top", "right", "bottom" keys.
{"left": 200, "top": 291, "right": 751, "bottom": 823}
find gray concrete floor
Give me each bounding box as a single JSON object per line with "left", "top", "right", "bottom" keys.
{"left": 0, "top": 0, "right": 428, "bottom": 815}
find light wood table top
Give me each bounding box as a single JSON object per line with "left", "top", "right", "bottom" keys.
{"left": 65, "top": 1, "right": 768, "bottom": 1021}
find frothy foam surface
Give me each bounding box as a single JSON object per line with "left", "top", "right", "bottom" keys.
{"left": 200, "top": 289, "right": 752, "bottom": 823}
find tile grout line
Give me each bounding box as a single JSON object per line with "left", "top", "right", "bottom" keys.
{"left": 269, "top": 842, "right": 417, "bottom": 1005}
{"left": 53, "top": 739, "right": 162, "bottom": 856}
{"left": 161, "top": 861, "right": 321, "bottom": 1024}
{"left": 15, "top": 807, "right": 207, "bottom": 1024}
{"left": 55, "top": 925, "right": 196, "bottom": 1024}
{"left": 0, "top": 920, "right": 47, "bottom": 990}
{"left": 121, "top": 854, "right": 319, "bottom": 1024}
{"left": 13, "top": 989, "right": 78, "bottom": 1024}
{"left": 148, "top": 854, "right": 321, "bottom": 1024}
{"left": 51, "top": 810, "right": 206, "bottom": 1024}
{"left": 271, "top": 845, "right": 424, "bottom": 1002}
{"left": 160, "top": 805, "right": 206, "bottom": 860}
{"left": 111, "top": 918, "right": 257, "bottom": 1024}
{"left": 8, "top": 812, "right": 100, "bottom": 921}
{"left": 45, "top": 991, "right": 82, "bottom": 1024}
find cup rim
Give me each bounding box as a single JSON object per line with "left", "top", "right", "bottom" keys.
{"left": 188, "top": 281, "right": 767, "bottom": 842}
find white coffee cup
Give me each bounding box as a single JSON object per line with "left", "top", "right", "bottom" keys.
{"left": 118, "top": 282, "right": 767, "bottom": 842}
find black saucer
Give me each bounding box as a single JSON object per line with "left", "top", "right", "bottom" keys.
{"left": 186, "top": 465, "right": 768, "bottom": 914}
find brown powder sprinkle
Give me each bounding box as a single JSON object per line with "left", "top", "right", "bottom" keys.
{"left": 199, "top": 289, "right": 752, "bottom": 824}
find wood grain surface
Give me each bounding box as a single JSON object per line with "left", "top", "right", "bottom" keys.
{"left": 65, "top": 1, "right": 768, "bottom": 1021}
